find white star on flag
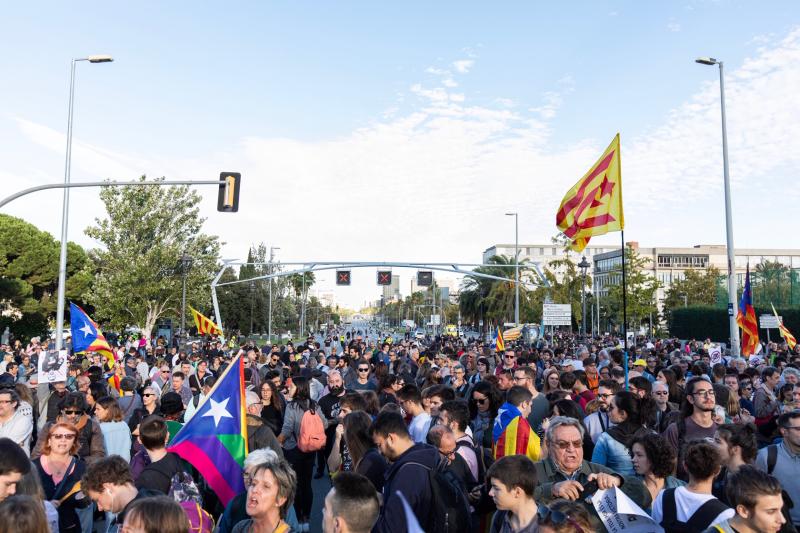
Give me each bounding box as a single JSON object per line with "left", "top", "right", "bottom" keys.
{"left": 202, "top": 398, "right": 233, "bottom": 427}
{"left": 80, "top": 321, "right": 93, "bottom": 337}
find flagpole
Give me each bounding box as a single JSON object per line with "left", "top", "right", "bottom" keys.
{"left": 621, "top": 230, "right": 629, "bottom": 390}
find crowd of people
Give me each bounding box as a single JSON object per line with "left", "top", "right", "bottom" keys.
{"left": 0, "top": 326, "right": 798, "bottom": 533}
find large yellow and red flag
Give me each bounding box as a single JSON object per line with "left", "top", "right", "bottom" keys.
{"left": 736, "top": 265, "right": 759, "bottom": 356}
{"left": 556, "top": 134, "right": 624, "bottom": 252}
{"left": 189, "top": 306, "right": 222, "bottom": 336}
{"left": 771, "top": 303, "right": 797, "bottom": 350}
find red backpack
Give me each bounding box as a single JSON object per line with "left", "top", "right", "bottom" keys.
{"left": 297, "top": 404, "right": 326, "bottom": 452}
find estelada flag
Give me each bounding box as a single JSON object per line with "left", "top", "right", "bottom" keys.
{"left": 556, "top": 134, "right": 624, "bottom": 252}
{"left": 69, "top": 302, "right": 115, "bottom": 368}
{"left": 494, "top": 325, "right": 505, "bottom": 353}
{"left": 190, "top": 306, "right": 222, "bottom": 335}
{"left": 736, "top": 265, "right": 759, "bottom": 356}
{"left": 771, "top": 303, "right": 797, "bottom": 350}
{"left": 168, "top": 353, "right": 247, "bottom": 505}
{"left": 492, "top": 402, "right": 541, "bottom": 462}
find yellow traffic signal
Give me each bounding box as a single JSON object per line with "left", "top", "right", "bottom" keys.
{"left": 217, "top": 172, "right": 241, "bottom": 212}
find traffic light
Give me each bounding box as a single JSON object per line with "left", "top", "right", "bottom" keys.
{"left": 336, "top": 270, "right": 351, "bottom": 286}
{"left": 377, "top": 271, "right": 392, "bottom": 286}
{"left": 417, "top": 271, "right": 433, "bottom": 286}
{"left": 217, "top": 172, "right": 241, "bottom": 212}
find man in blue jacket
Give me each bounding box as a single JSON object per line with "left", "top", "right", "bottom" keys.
{"left": 370, "top": 411, "right": 440, "bottom": 533}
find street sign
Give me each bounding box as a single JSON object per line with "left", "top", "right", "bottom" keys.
{"left": 377, "top": 271, "right": 392, "bottom": 286}
{"left": 430, "top": 314, "right": 441, "bottom": 325}
{"left": 336, "top": 270, "right": 351, "bottom": 286}
{"left": 417, "top": 271, "right": 433, "bottom": 286}
{"left": 759, "top": 315, "right": 782, "bottom": 329}
{"left": 543, "top": 303, "right": 572, "bottom": 326}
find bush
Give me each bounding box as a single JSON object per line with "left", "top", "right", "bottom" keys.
{"left": 669, "top": 306, "right": 800, "bottom": 343}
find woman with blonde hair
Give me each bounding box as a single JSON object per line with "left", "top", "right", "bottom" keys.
{"left": 232, "top": 459, "right": 297, "bottom": 533}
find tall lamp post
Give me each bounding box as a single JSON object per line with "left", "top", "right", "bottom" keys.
{"left": 696, "top": 56, "right": 741, "bottom": 356}
{"left": 505, "top": 212, "right": 520, "bottom": 326}
{"left": 268, "top": 246, "right": 280, "bottom": 343}
{"left": 55, "top": 55, "right": 114, "bottom": 351}
{"left": 179, "top": 251, "right": 193, "bottom": 340}
{"left": 578, "top": 256, "right": 590, "bottom": 339}
{"left": 249, "top": 281, "right": 256, "bottom": 336}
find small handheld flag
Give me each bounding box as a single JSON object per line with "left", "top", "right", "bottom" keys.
{"left": 168, "top": 353, "right": 247, "bottom": 505}
{"left": 736, "top": 265, "right": 759, "bottom": 356}
{"left": 556, "top": 134, "right": 624, "bottom": 252}
{"left": 189, "top": 306, "right": 222, "bottom": 335}
{"left": 771, "top": 303, "right": 797, "bottom": 350}
{"left": 494, "top": 326, "right": 505, "bottom": 353}
{"left": 69, "top": 303, "right": 115, "bottom": 368}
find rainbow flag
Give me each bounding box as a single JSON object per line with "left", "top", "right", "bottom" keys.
{"left": 168, "top": 353, "right": 248, "bottom": 505}
{"left": 736, "top": 265, "right": 759, "bottom": 356}
{"left": 494, "top": 326, "right": 505, "bottom": 353}
{"left": 492, "top": 402, "right": 541, "bottom": 462}
{"left": 190, "top": 306, "right": 222, "bottom": 336}
{"left": 69, "top": 303, "right": 115, "bottom": 368}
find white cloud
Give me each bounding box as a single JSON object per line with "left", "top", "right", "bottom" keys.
{"left": 425, "top": 66, "right": 448, "bottom": 76}
{"left": 452, "top": 59, "right": 474, "bottom": 73}
{"left": 442, "top": 78, "right": 458, "bottom": 88}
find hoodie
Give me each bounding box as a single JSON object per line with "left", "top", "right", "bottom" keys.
{"left": 372, "top": 442, "right": 440, "bottom": 533}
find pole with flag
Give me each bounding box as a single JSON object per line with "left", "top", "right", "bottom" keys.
{"left": 736, "top": 264, "right": 759, "bottom": 357}
{"left": 69, "top": 302, "right": 115, "bottom": 368}
{"left": 189, "top": 306, "right": 223, "bottom": 336}
{"left": 556, "top": 134, "right": 626, "bottom": 382}
{"left": 771, "top": 303, "right": 796, "bottom": 350}
{"left": 495, "top": 325, "right": 505, "bottom": 353}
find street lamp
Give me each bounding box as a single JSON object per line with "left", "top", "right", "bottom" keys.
{"left": 54, "top": 55, "right": 114, "bottom": 351}
{"left": 578, "top": 256, "right": 590, "bottom": 339}
{"left": 696, "top": 56, "right": 741, "bottom": 356}
{"left": 505, "top": 212, "right": 519, "bottom": 326}
{"left": 249, "top": 281, "right": 256, "bottom": 336}
{"left": 179, "top": 251, "right": 193, "bottom": 340}
{"left": 268, "top": 246, "right": 280, "bottom": 343}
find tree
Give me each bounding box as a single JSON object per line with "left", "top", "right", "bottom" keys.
{"left": 753, "top": 259, "right": 791, "bottom": 307}
{"left": 604, "top": 245, "right": 661, "bottom": 332}
{"left": 663, "top": 267, "right": 722, "bottom": 321}
{"left": 458, "top": 255, "right": 537, "bottom": 328}
{"left": 0, "top": 214, "right": 92, "bottom": 339}
{"left": 84, "top": 177, "right": 221, "bottom": 339}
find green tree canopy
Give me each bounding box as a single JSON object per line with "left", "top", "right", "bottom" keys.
{"left": 663, "top": 267, "right": 722, "bottom": 321}
{"left": 84, "top": 177, "right": 221, "bottom": 338}
{"left": 604, "top": 245, "right": 661, "bottom": 331}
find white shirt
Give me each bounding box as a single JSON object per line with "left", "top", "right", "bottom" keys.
{"left": 651, "top": 486, "right": 734, "bottom": 527}
{"left": 408, "top": 412, "right": 432, "bottom": 443}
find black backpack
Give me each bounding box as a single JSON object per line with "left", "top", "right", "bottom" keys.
{"left": 659, "top": 487, "right": 730, "bottom": 533}
{"left": 455, "top": 439, "right": 493, "bottom": 487}
{"left": 402, "top": 461, "right": 471, "bottom": 533}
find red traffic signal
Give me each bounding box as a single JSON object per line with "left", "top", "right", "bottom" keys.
{"left": 377, "top": 271, "right": 392, "bottom": 286}
{"left": 336, "top": 270, "right": 351, "bottom": 286}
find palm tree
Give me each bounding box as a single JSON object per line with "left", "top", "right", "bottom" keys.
{"left": 460, "top": 255, "right": 534, "bottom": 329}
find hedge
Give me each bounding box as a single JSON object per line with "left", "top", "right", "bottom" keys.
{"left": 669, "top": 306, "right": 800, "bottom": 342}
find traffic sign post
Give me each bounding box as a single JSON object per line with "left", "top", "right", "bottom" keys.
{"left": 377, "top": 271, "right": 392, "bottom": 286}
{"left": 336, "top": 270, "right": 351, "bottom": 286}
{"left": 543, "top": 303, "right": 572, "bottom": 327}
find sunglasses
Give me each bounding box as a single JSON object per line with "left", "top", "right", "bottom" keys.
{"left": 550, "top": 439, "right": 583, "bottom": 450}
{"left": 358, "top": 368, "right": 369, "bottom": 372}
{"left": 474, "top": 397, "right": 489, "bottom": 404}
{"left": 51, "top": 433, "right": 76, "bottom": 440}
{"left": 538, "top": 506, "right": 584, "bottom": 533}
{"left": 143, "top": 393, "right": 156, "bottom": 397}
{"left": 63, "top": 410, "right": 82, "bottom": 415}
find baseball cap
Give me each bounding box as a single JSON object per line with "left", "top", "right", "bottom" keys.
{"left": 633, "top": 359, "right": 647, "bottom": 366}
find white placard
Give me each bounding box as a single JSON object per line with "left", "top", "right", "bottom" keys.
{"left": 592, "top": 487, "right": 664, "bottom": 533}
{"left": 708, "top": 345, "right": 722, "bottom": 365}
{"left": 543, "top": 303, "right": 572, "bottom": 326}
{"left": 759, "top": 315, "right": 781, "bottom": 329}
{"left": 38, "top": 349, "right": 68, "bottom": 384}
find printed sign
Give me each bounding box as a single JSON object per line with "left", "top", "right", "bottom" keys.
{"left": 543, "top": 303, "right": 572, "bottom": 326}
{"left": 708, "top": 345, "right": 722, "bottom": 365}
{"left": 38, "top": 349, "right": 68, "bottom": 384}
{"left": 592, "top": 487, "right": 664, "bottom": 533}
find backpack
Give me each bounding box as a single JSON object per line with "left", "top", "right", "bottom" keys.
{"left": 659, "top": 487, "right": 730, "bottom": 533}
{"left": 297, "top": 403, "right": 326, "bottom": 452}
{"left": 179, "top": 501, "right": 215, "bottom": 533}
{"left": 402, "top": 460, "right": 471, "bottom": 533}
{"left": 455, "top": 439, "right": 493, "bottom": 486}
{"left": 168, "top": 470, "right": 203, "bottom": 505}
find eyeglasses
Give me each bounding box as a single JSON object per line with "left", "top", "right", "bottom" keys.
{"left": 550, "top": 439, "right": 583, "bottom": 450}
{"left": 358, "top": 368, "right": 369, "bottom": 373}
{"left": 474, "top": 397, "right": 488, "bottom": 405}
{"left": 692, "top": 389, "right": 715, "bottom": 398}
{"left": 143, "top": 393, "right": 156, "bottom": 397}
{"left": 161, "top": 370, "right": 170, "bottom": 374}
{"left": 439, "top": 448, "right": 457, "bottom": 458}
{"left": 51, "top": 433, "right": 76, "bottom": 440}
{"left": 63, "top": 410, "right": 82, "bottom": 415}
{"left": 504, "top": 355, "right": 516, "bottom": 360}
{"left": 597, "top": 393, "right": 612, "bottom": 400}
{"left": 0, "top": 400, "right": 13, "bottom": 405}
{"left": 538, "top": 506, "right": 584, "bottom": 533}
{"left": 654, "top": 391, "right": 669, "bottom": 396}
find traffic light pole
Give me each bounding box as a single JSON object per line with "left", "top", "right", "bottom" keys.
{"left": 0, "top": 178, "right": 222, "bottom": 351}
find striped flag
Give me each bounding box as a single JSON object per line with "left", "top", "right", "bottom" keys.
{"left": 736, "top": 265, "right": 759, "bottom": 356}
{"left": 494, "top": 326, "right": 505, "bottom": 353}
{"left": 556, "top": 134, "right": 624, "bottom": 252}
{"left": 190, "top": 306, "right": 222, "bottom": 335}
{"left": 771, "top": 303, "right": 797, "bottom": 350}
{"left": 69, "top": 303, "right": 115, "bottom": 368}
{"left": 492, "top": 402, "right": 541, "bottom": 462}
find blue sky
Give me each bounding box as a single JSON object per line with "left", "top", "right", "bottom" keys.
{"left": 2, "top": 2, "right": 800, "bottom": 310}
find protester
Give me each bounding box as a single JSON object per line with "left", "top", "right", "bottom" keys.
{"left": 630, "top": 432, "right": 684, "bottom": 507}
{"left": 122, "top": 495, "right": 191, "bottom": 533}
{"left": 538, "top": 499, "right": 594, "bottom": 533}
{"left": 396, "top": 383, "right": 432, "bottom": 443}
{"left": 755, "top": 410, "right": 800, "bottom": 528}
{"left": 487, "top": 454, "right": 541, "bottom": 532}
{"left": 492, "top": 385, "right": 542, "bottom": 462}
{"left": 591, "top": 390, "right": 654, "bottom": 476}
{"left": 232, "top": 458, "right": 296, "bottom": 533}
{"left": 0, "top": 495, "right": 50, "bottom": 533}
{"left": 95, "top": 396, "right": 132, "bottom": 461}
{"left": 134, "top": 416, "right": 184, "bottom": 495}
{"left": 664, "top": 376, "right": 718, "bottom": 480}
{"left": 702, "top": 465, "right": 786, "bottom": 533}
{"left": 342, "top": 411, "right": 387, "bottom": 492}
{"left": 0, "top": 388, "right": 32, "bottom": 454}
{"left": 321, "top": 471, "right": 380, "bottom": 533}
{"left": 0, "top": 438, "right": 31, "bottom": 501}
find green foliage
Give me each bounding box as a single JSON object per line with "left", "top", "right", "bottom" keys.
{"left": 84, "top": 177, "right": 220, "bottom": 338}
{"left": 0, "top": 214, "right": 92, "bottom": 339}
{"left": 663, "top": 267, "right": 723, "bottom": 322}
{"left": 459, "top": 255, "right": 535, "bottom": 325}
{"left": 604, "top": 245, "right": 661, "bottom": 330}
{"left": 669, "top": 306, "right": 800, "bottom": 343}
